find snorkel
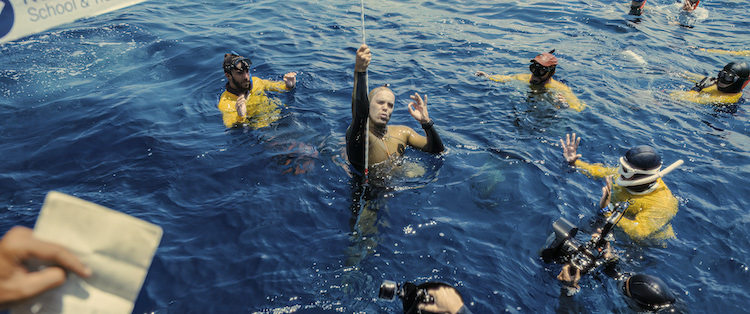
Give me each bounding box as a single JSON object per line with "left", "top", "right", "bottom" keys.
{"left": 613, "top": 145, "right": 682, "bottom": 195}
{"left": 616, "top": 158, "right": 684, "bottom": 194}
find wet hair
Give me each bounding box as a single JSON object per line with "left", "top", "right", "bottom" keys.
{"left": 369, "top": 84, "right": 394, "bottom": 102}
{"left": 223, "top": 53, "right": 242, "bottom": 73}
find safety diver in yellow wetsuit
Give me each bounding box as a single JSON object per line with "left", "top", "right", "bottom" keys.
{"left": 561, "top": 134, "right": 683, "bottom": 242}
{"left": 346, "top": 44, "right": 445, "bottom": 176}
{"left": 217, "top": 52, "right": 297, "bottom": 128}
{"left": 670, "top": 61, "right": 749, "bottom": 106}
{"left": 475, "top": 50, "right": 586, "bottom": 112}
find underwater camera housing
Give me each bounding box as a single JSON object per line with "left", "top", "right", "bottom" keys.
{"left": 378, "top": 280, "right": 434, "bottom": 304}
{"left": 538, "top": 202, "right": 628, "bottom": 273}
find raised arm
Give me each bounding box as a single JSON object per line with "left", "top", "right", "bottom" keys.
{"left": 345, "top": 44, "right": 372, "bottom": 173}
{"left": 561, "top": 133, "right": 582, "bottom": 165}
{"left": 256, "top": 73, "right": 297, "bottom": 93}
{"left": 406, "top": 93, "right": 444, "bottom": 154}
{"left": 561, "top": 133, "right": 617, "bottom": 178}
{"left": 476, "top": 71, "right": 513, "bottom": 83}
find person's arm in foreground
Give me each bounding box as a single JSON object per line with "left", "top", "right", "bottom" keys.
{"left": 0, "top": 226, "right": 92, "bottom": 308}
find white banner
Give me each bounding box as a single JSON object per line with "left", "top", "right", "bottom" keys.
{"left": 0, "top": 0, "right": 148, "bottom": 44}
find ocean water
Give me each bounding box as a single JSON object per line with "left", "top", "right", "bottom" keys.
{"left": 1, "top": 0, "right": 750, "bottom": 313}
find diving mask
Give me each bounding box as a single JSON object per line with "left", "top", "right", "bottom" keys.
{"left": 530, "top": 62, "right": 555, "bottom": 77}
{"left": 225, "top": 57, "right": 252, "bottom": 73}
{"left": 616, "top": 158, "right": 684, "bottom": 187}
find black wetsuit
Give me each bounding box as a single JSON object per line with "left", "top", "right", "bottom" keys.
{"left": 346, "top": 71, "right": 444, "bottom": 174}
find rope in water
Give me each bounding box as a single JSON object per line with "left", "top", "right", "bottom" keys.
{"left": 360, "top": 0, "right": 366, "bottom": 44}
{"left": 360, "top": 0, "right": 370, "bottom": 185}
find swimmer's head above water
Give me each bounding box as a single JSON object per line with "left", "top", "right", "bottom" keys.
{"left": 368, "top": 84, "right": 396, "bottom": 127}
{"left": 629, "top": 0, "right": 645, "bottom": 15}
{"left": 615, "top": 145, "right": 683, "bottom": 194}
{"left": 529, "top": 49, "right": 558, "bottom": 85}
{"left": 621, "top": 274, "right": 677, "bottom": 312}
{"left": 716, "top": 61, "right": 750, "bottom": 94}
{"left": 223, "top": 52, "right": 253, "bottom": 92}
{"left": 681, "top": 0, "right": 699, "bottom": 11}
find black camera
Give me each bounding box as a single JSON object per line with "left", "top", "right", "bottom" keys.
{"left": 379, "top": 280, "right": 434, "bottom": 304}
{"left": 538, "top": 202, "right": 628, "bottom": 273}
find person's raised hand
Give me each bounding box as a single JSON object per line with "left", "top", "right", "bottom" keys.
{"left": 561, "top": 133, "right": 582, "bottom": 165}
{"left": 236, "top": 93, "right": 247, "bottom": 117}
{"left": 0, "top": 226, "right": 92, "bottom": 308}
{"left": 407, "top": 92, "right": 430, "bottom": 124}
{"left": 418, "top": 286, "right": 464, "bottom": 314}
{"left": 599, "top": 175, "right": 613, "bottom": 209}
{"left": 283, "top": 72, "right": 297, "bottom": 89}
{"left": 355, "top": 44, "right": 371, "bottom": 72}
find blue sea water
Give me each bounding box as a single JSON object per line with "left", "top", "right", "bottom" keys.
{"left": 2, "top": 0, "right": 750, "bottom": 313}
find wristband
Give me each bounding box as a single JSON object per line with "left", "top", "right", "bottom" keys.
{"left": 421, "top": 119, "right": 434, "bottom": 129}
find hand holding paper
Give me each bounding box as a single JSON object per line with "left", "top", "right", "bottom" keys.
{"left": 10, "top": 191, "right": 162, "bottom": 314}
{"left": 0, "top": 226, "right": 92, "bottom": 308}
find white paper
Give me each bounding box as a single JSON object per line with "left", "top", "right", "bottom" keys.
{"left": 0, "top": 0, "right": 149, "bottom": 44}
{"left": 11, "top": 191, "right": 163, "bottom": 314}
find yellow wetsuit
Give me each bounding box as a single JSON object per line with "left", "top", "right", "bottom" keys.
{"left": 217, "top": 77, "right": 290, "bottom": 128}
{"left": 485, "top": 73, "right": 586, "bottom": 112}
{"left": 670, "top": 84, "right": 742, "bottom": 106}
{"left": 574, "top": 160, "right": 678, "bottom": 242}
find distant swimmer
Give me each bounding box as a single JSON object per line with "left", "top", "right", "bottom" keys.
{"left": 217, "top": 52, "right": 296, "bottom": 128}
{"left": 629, "top": 0, "right": 646, "bottom": 16}
{"left": 561, "top": 133, "right": 682, "bottom": 243}
{"left": 476, "top": 50, "right": 585, "bottom": 112}
{"left": 670, "top": 61, "right": 749, "bottom": 105}
{"left": 629, "top": 0, "right": 699, "bottom": 18}
{"left": 680, "top": 0, "right": 700, "bottom": 12}
{"left": 347, "top": 44, "right": 445, "bottom": 176}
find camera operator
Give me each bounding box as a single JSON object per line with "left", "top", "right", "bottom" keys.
{"left": 556, "top": 228, "right": 616, "bottom": 292}
{"left": 548, "top": 225, "right": 679, "bottom": 312}
{"left": 381, "top": 281, "right": 472, "bottom": 314}
{"left": 415, "top": 284, "right": 471, "bottom": 314}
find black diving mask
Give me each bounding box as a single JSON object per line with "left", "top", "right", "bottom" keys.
{"left": 226, "top": 57, "right": 252, "bottom": 73}
{"left": 718, "top": 69, "right": 739, "bottom": 84}
{"left": 530, "top": 62, "right": 554, "bottom": 77}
